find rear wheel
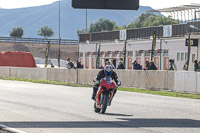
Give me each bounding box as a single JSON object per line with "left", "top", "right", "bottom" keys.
{"left": 100, "top": 93, "right": 109, "bottom": 114}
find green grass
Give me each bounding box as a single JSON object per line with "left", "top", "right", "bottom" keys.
{"left": 0, "top": 77, "right": 200, "bottom": 99}
{"left": 118, "top": 87, "right": 200, "bottom": 99}
{"left": 0, "top": 77, "right": 91, "bottom": 88}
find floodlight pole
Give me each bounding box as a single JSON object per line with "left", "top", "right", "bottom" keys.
{"left": 160, "top": 39, "right": 162, "bottom": 70}
{"left": 58, "top": 1, "right": 61, "bottom": 67}
{"left": 86, "top": 9, "right": 88, "bottom": 32}
{"left": 123, "top": 40, "right": 127, "bottom": 69}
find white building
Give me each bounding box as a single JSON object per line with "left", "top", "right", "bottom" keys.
{"left": 78, "top": 21, "right": 200, "bottom": 71}
{"left": 79, "top": 37, "right": 199, "bottom": 71}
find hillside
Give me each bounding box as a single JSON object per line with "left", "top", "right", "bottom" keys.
{"left": 0, "top": 0, "right": 155, "bottom": 39}
{"left": 0, "top": 43, "right": 77, "bottom": 62}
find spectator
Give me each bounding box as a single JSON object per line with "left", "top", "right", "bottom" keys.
{"left": 106, "top": 61, "right": 115, "bottom": 69}
{"left": 194, "top": 60, "right": 199, "bottom": 71}
{"left": 168, "top": 59, "right": 176, "bottom": 70}
{"left": 76, "top": 60, "right": 83, "bottom": 69}
{"left": 143, "top": 61, "right": 150, "bottom": 70}
{"left": 66, "top": 58, "right": 74, "bottom": 69}
{"left": 198, "top": 61, "right": 200, "bottom": 72}
{"left": 148, "top": 61, "right": 157, "bottom": 70}
{"left": 51, "top": 63, "right": 54, "bottom": 68}
{"left": 132, "top": 60, "right": 142, "bottom": 70}
{"left": 106, "top": 61, "right": 111, "bottom": 65}
{"left": 99, "top": 65, "right": 104, "bottom": 69}
{"left": 117, "top": 60, "right": 125, "bottom": 69}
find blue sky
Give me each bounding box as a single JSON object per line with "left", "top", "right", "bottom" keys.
{"left": 0, "top": 0, "right": 199, "bottom": 9}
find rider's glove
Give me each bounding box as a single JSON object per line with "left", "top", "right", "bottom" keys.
{"left": 95, "top": 80, "right": 100, "bottom": 85}
{"left": 93, "top": 78, "right": 100, "bottom": 85}
{"left": 117, "top": 80, "right": 121, "bottom": 86}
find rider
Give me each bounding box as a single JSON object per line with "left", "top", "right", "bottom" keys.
{"left": 92, "top": 65, "right": 121, "bottom": 102}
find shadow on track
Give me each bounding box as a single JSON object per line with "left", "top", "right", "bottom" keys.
{"left": 104, "top": 113, "right": 133, "bottom": 117}
{"left": 0, "top": 118, "right": 200, "bottom": 128}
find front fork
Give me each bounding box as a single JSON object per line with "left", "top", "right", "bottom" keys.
{"left": 100, "top": 92, "right": 110, "bottom": 105}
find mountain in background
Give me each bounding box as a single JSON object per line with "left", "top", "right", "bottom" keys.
{"left": 0, "top": 0, "right": 156, "bottom": 39}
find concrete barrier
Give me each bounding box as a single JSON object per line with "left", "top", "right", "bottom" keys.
{"left": 0, "top": 67, "right": 10, "bottom": 78}
{"left": 174, "top": 71, "right": 197, "bottom": 93}
{"left": 0, "top": 66, "right": 199, "bottom": 94}
{"left": 46, "top": 68, "right": 78, "bottom": 83}
{"left": 78, "top": 69, "right": 98, "bottom": 85}
{"left": 197, "top": 73, "right": 200, "bottom": 93}
{"left": 164, "top": 71, "right": 174, "bottom": 90}
{"left": 10, "top": 67, "right": 47, "bottom": 80}
{"left": 116, "top": 70, "right": 132, "bottom": 87}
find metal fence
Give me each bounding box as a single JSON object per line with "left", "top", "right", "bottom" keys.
{"left": 0, "top": 37, "right": 79, "bottom": 45}
{"left": 79, "top": 21, "right": 200, "bottom": 43}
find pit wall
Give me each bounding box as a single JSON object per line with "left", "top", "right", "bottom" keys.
{"left": 0, "top": 67, "right": 199, "bottom": 94}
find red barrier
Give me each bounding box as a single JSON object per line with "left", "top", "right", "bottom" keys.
{"left": 0, "top": 51, "right": 36, "bottom": 67}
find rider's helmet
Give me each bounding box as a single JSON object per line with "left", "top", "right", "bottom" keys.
{"left": 104, "top": 65, "right": 113, "bottom": 76}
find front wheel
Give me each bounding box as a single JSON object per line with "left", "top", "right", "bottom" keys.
{"left": 100, "top": 93, "right": 109, "bottom": 114}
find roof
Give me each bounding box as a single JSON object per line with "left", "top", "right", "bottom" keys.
{"left": 148, "top": 3, "right": 200, "bottom": 12}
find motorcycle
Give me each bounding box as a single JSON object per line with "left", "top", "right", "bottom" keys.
{"left": 94, "top": 76, "right": 116, "bottom": 114}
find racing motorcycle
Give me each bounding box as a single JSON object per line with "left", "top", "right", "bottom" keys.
{"left": 94, "top": 76, "right": 116, "bottom": 114}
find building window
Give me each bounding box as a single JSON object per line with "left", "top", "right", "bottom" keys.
{"left": 85, "top": 52, "right": 91, "bottom": 57}
{"left": 155, "top": 50, "right": 159, "bottom": 56}
{"left": 127, "top": 51, "right": 133, "bottom": 57}
{"left": 177, "top": 53, "right": 180, "bottom": 61}
{"left": 112, "top": 51, "right": 117, "bottom": 57}
{"left": 185, "top": 53, "right": 188, "bottom": 61}
{"left": 92, "top": 52, "right": 96, "bottom": 56}
{"left": 136, "top": 51, "right": 141, "bottom": 57}
{"left": 181, "top": 53, "right": 184, "bottom": 61}
{"left": 79, "top": 52, "right": 83, "bottom": 57}
{"left": 144, "top": 50, "right": 150, "bottom": 56}
{"left": 105, "top": 51, "right": 111, "bottom": 57}
{"left": 119, "top": 51, "right": 123, "bottom": 57}
{"left": 163, "top": 50, "right": 169, "bottom": 56}
{"left": 100, "top": 52, "right": 104, "bottom": 57}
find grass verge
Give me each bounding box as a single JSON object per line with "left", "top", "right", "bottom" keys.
{"left": 118, "top": 88, "right": 200, "bottom": 99}
{"left": 0, "top": 77, "right": 200, "bottom": 99}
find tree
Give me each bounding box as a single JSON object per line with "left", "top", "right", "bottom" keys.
{"left": 89, "top": 18, "right": 118, "bottom": 32}
{"left": 127, "top": 13, "right": 179, "bottom": 29}
{"left": 77, "top": 13, "right": 180, "bottom": 34}
{"left": 37, "top": 26, "right": 54, "bottom": 40}
{"left": 10, "top": 27, "right": 24, "bottom": 40}
{"left": 37, "top": 26, "right": 54, "bottom": 68}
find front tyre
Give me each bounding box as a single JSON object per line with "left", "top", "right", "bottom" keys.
{"left": 100, "top": 93, "right": 109, "bottom": 114}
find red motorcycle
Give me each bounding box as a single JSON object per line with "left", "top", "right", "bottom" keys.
{"left": 94, "top": 77, "right": 116, "bottom": 114}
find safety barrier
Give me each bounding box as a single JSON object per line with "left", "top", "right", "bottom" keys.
{"left": 0, "top": 66, "right": 199, "bottom": 94}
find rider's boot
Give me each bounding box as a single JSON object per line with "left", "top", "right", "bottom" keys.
{"left": 91, "top": 92, "right": 96, "bottom": 100}
{"left": 91, "top": 86, "right": 98, "bottom": 100}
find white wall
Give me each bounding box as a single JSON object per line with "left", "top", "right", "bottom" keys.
{"left": 34, "top": 57, "right": 68, "bottom": 68}
{"left": 79, "top": 38, "right": 198, "bottom": 71}
{"left": 1, "top": 66, "right": 200, "bottom": 94}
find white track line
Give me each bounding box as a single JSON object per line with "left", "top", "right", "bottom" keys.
{"left": 0, "top": 124, "right": 26, "bottom": 133}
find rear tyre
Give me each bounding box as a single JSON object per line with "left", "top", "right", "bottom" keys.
{"left": 100, "top": 93, "right": 109, "bottom": 114}
{"left": 94, "top": 103, "right": 100, "bottom": 113}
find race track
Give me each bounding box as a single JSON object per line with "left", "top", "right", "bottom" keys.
{"left": 0, "top": 80, "right": 199, "bottom": 133}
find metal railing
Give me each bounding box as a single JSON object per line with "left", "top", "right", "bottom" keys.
{"left": 79, "top": 21, "right": 200, "bottom": 43}
{"left": 0, "top": 37, "right": 79, "bottom": 45}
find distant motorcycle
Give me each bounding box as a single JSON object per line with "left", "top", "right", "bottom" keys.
{"left": 94, "top": 77, "right": 116, "bottom": 114}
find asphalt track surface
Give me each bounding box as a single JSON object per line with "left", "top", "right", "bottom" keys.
{"left": 0, "top": 79, "right": 199, "bottom": 133}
